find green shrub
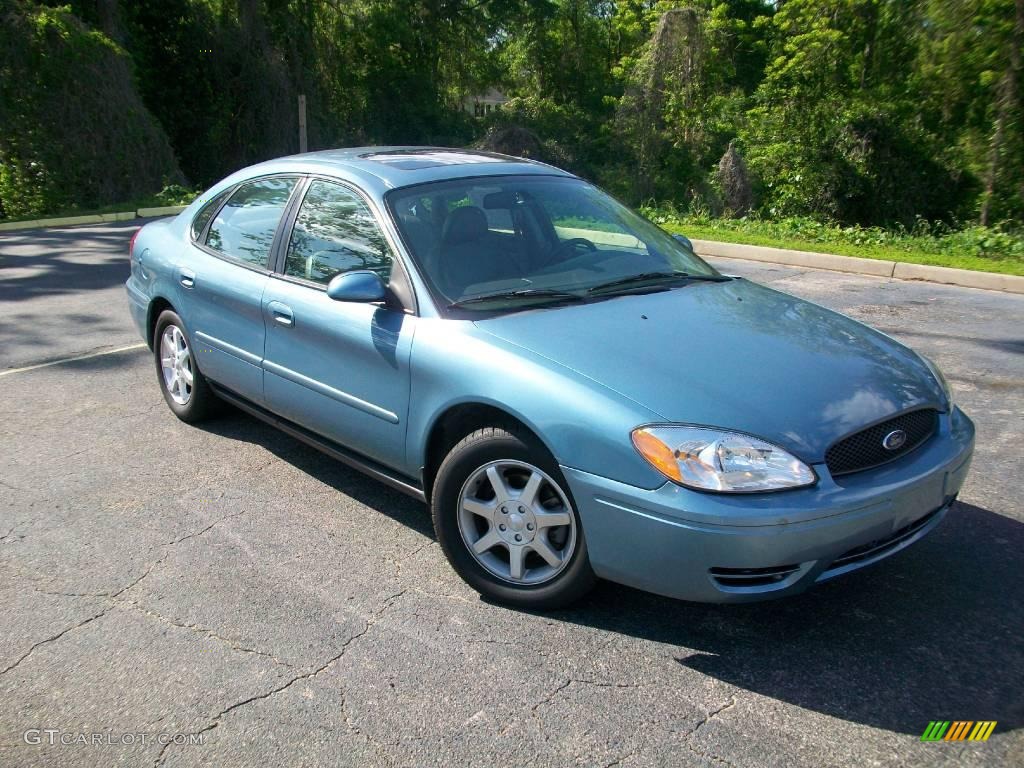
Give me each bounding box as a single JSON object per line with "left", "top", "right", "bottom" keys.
{"left": 0, "top": 2, "right": 182, "bottom": 218}
{"left": 642, "top": 204, "right": 1024, "bottom": 273}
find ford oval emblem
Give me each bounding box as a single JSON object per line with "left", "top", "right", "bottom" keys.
{"left": 882, "top": 429, "right": 908, "bottom": 451}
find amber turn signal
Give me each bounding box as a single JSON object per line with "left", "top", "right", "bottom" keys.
{"left": 631, "top": 428, "right": 683, "bottom": 482}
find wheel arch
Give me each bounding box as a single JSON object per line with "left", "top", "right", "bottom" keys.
{"left": 421, "top": 402, "right": 554, "bottom": 504}
{"left": 146, "top": 296, "right": 176, "bottom": 349}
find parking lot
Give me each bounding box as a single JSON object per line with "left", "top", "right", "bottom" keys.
{"left": 1, "top": 221, "right": 1022, "bottom": 767}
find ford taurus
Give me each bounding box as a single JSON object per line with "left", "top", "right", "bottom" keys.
{"left": 125, "top": 148, "right": 975, "bottom": 609}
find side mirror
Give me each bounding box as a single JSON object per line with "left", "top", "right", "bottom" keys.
{"left": 326, "top": 270, "right": 387, "bottom": 303}
{"left": 672, "top": 233, "right": 694, "bottom": 251}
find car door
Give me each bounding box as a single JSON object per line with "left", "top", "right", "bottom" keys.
{"left": 262, "top": 177, "right": 416, "bottom": 470}
{"left": 187, "top": 176, "right": 299, "bottom": 402}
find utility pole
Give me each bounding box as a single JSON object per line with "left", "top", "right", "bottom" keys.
{"left": 298, "top": 95, "right": 308, "bottom": 154}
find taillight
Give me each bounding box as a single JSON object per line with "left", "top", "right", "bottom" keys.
{"left": 129, "top": 227, "right": 141, "bottom": 261}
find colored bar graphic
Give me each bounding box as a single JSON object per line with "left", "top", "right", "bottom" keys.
{"left": 921, "top": 721, "right": 950, "bottom": 741}
{"left": 945, "top": 721, "right": 973, "bottom": 740}
{"left": 968, "top": 722, "right": 997, "bottom": 741}
{"left": 922, "top": 720, "right": 997, "bottom": 742}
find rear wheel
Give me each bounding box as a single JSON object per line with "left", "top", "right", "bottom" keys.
{"left": 432, "top": 425, "right": 596, "bottom": 609}
{"left": 153, "top": 309, "right": 217, "bottom": 422}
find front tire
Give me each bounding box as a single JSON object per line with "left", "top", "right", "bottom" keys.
{"left": 153, "top": 309, "right": 217, "bottom": 423}
{"left": 432, "top": 425, "right": 596, "bottom": 609}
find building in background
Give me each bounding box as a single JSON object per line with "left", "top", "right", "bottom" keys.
{"left": 463, "top": 88, "right": 508, "bottom": 117}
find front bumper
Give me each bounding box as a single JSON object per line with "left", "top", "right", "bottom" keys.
{"left": 562, "top": 408, "right": 975, "bottom": 602}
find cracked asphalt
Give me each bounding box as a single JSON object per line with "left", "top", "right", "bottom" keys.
{"left": 1, "top": 221, "right": 1022, "bottom": 767}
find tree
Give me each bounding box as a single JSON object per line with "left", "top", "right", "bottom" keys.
{"left": 611, "top": 3, "right": 764, "bottom": 203}
{"left": 979, "top": 0, "right": 1024, "bottom": 224}
{"left": 741, "top": 0, "right": 969, "bottom": 225}
{"left": 0, "top": 1, "right": 182, "bottom": 216}
{"left": 717, "top": 140, "right": 752, "bottom": 216}
{"left": 2, "top": 0, "right": 1021, "bottom": 227}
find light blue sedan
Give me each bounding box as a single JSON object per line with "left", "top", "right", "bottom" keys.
{"left": 125, "top": 148, "right": 975, "bottom": 608}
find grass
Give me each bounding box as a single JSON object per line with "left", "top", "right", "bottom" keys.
{"left": 644, "top": 209, "right": 1024, "bottom": 277}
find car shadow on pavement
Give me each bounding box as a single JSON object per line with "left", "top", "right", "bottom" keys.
{"left": 196, "top": 410, "right": 1022, "bottom": 738}
{"left": 201, "top": 409, "right": 434, "bottom": 538}
{"left": 555, "top": 500, "right": 1023, "bottom": 737}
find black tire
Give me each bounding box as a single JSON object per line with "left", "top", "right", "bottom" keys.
{"left": 432, "top": 424, "right": 596, "bottom": 609}
{"left": 153, "top": 309, "right": 218, "bottom": 423}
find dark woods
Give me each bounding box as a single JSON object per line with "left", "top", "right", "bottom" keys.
{"left": 1, "top": 0, "right": 1021, "bottom": 229}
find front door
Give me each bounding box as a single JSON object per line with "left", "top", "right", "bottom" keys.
{"left": 262, "top": 178, "right": 415, "bottom": 470}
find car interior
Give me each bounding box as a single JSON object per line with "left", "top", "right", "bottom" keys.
{"left": 392, "top": 184, "right": 666, "bottom": 302}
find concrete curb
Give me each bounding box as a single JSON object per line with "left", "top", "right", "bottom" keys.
{"left": 692, "top": 238, "right": 1024, "bottom": 295}
{"left": 136, "top": 205, "right": 188, "bottom": 218}
{"left": 102, "top": 211, "right": 138, "bottom": 222}
{"left": 890, "top": 261, "right": 1024, "bottom": 293}
{"left": 0, "top": 205, "right": 187, "bottom": 232}
{"left": 0, "top": 213, "right": 104, "bottom": 231}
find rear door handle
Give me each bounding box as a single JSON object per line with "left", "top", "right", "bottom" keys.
{"left": 268, "top": 301, "right": 294, "bottom": 328}
{"left": 179, "top": 268, "right": 196, "bottom": 289}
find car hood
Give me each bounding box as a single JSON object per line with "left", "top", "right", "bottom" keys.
{"left": 473, "top": 279, "right": 943, "bottom": 463}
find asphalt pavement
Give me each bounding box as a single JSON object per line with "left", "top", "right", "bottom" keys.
{"left": 1, "top": 221, "right": 1022, "bottom": 767}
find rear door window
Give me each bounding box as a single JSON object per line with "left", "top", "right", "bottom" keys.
{"left": 205, "top": 177, "right": 297, "bottom": 268}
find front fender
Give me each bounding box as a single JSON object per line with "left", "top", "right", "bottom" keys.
{"left": 406, "top": 319, "right": 667, "bottom": 489}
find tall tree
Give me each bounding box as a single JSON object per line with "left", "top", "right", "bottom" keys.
{"left": 980, "top": 0, "right": 1024, "bottom": 224}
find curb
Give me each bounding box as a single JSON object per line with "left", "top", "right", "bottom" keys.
{"left": 890, "top": 261, "right": 1024, "bottom": 293}
{"left": 692, "top": 238, "right": 1024, "bottom": 295}
{"left": 0, "top": 205, "right": 187, "bottom": 232}
{"left": 137, "top": 205, "right": 188, "bottom": 218}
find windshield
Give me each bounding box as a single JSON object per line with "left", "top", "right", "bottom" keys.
{"left": 385, "top": 175, "right": 721, "bottom": 311}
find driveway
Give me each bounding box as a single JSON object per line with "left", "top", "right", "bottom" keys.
{"left": 1, "top": 221, "right": 1021, "bottom": 767}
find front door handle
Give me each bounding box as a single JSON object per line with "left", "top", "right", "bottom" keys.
{"left": 268, "top": 301, "right": 294, "bottom": 328}
{"left": 179, "top": 268, "right": 196, "bottom": 289}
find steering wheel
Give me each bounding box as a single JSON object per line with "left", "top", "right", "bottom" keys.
{"left": 541, "top": 237, "right": 597, "bottom": 268}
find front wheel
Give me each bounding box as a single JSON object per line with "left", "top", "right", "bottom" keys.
{"left": 432, "top": 425, "right": 596, "bottom": 609}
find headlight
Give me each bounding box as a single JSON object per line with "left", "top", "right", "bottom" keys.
{"left": 631, "top": 426, "right": 816, "bottom": 492}
{"left": 920, "top": 355, "right": 954, "bottom": 410}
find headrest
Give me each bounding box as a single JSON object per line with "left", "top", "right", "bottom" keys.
{"left": 441, "top": 206, "right": 488, "bottom": 245}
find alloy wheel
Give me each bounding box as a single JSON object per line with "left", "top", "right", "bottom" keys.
{"left": 457, "top": 460, "right": 577, "bottom": 585}
{"left": 160, "top": 325, "right": 194, "bottom": 405}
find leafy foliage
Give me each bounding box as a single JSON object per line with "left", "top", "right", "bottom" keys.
{"left": 1, "top": 0, "right": 1022, "bottom": 238}
{"left": 645, "top": 205, "right": 1024, "bottom": 275}
{"left": 0, "top": 1, "right": 182, "bottom": 217}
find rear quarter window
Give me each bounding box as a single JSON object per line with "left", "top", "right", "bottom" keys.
{"left": 190, "top": 191, "right": 229, "bottom": 242}
{"left": 205, "top": 177, "right": 298, "bottom": 268}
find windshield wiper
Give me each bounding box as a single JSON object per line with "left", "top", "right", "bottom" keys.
{"left": 448, "top": 288, "right": 586, "bottom": 309}
{"left": 586, "top": 270, "right": 730, "bottom": 295}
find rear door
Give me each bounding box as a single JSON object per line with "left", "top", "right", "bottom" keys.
{"left": 261, "top": 177, "right": 416, "bottom": 470}
{"left": 187, "top": 176, "right": 299, "bottom": 401}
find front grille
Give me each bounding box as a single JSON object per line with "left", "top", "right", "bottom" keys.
{"left": 825, "top": 409, "right": 938, "bottom": 477}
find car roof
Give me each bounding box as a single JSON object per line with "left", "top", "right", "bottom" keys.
{"left": 229, "top": 146, "right": 576, "bottom": 197}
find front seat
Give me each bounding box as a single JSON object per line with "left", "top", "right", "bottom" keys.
{"left": 435, "top": 206, "right": 508, "bottom": 299}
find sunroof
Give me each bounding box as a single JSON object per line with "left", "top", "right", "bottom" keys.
{"left": 360, "top": 149, "right": 515, "bottom": 170}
